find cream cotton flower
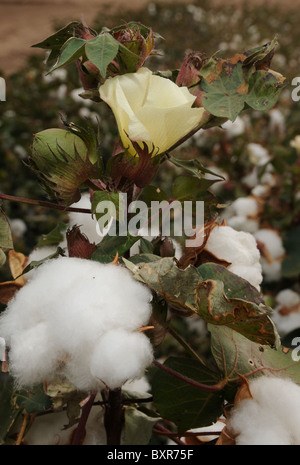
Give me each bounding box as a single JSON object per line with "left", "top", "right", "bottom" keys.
{"left": 99, "top": 67, "right": 206, "bottom": 157}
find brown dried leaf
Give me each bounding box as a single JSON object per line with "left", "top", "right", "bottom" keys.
{"left": 8, "top": 250, "right": 29, "bottom": 284}
{"left": 0, "top": 282, "right": 23, "bottom": 305}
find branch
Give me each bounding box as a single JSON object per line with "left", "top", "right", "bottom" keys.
{"left": 71, "top": 391, "right": 97, "bottom": 445}
{"left": 153, "top": 360, "right": 226, "bottom": 392}
{"left": 0, "top": 193, "right": 91, "bottom": 214}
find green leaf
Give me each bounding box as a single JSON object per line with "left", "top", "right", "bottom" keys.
{"left": 0, "top": 372, "right": 23, "bottom": 444}
{"left": 16, "top": 385, "right": 52, "bottom": 414}
{"left": 196, "top": 263, "right": 279, "bottom": 347}
{"left": 125, "top": 257, "right": 278, "bottom": 347}
{"left": 245, "top": 69, "right": 284, "bottom": 111}
{"left": 22, "top": 247, "right": 65, "bottom": 276}
{"left": 169, "top": 156, "right": 224, "bottom": 180}
{"left": 32, "top": 21, "right": 82, "bottom": 68}
{"left": 122, "top": 407, "right": 160, "bottom": 445}
{"left": 209, "top": 325, "right": 300, "bottom": 385}
{"left": 152, "top": 357, "right": 224, "bottom": 433}
{"left": 171, "top": 175, "right": 216, "bottom": 201}
{"left": 91, "top": 234, "right": 140, "bottom": 263}
{"left": 281, "top": 225, "right": 300, "bottom": 278}
{"left": 92, "top": 190, "right": 122, "bottom": 222}
{"left": 0, "top": 249, "right": 6, "bottom": 268}
{"left": 199, "top": 41, "right": 285, "bottom": 121}
{"left": 117, "top": 43, "right": 142, "bottom": 73}
{"left": 138, "top": 185, "right": 169, "bottom": 206}
{"left": 0, "top": 209, "right": 13, "bottom": 250}
{"left": 36, "top": 223, "right": 67, "bottom": 247}
{"left": 138, "top": 238, "right": 153, "bottom": 254}
{"left": 85, "top": 34, "right": 119, "bottom": 78}
{"left": 201, "top": 63, "right": 247, "bottom": 121}
{"left": 49, "top": 37, "right": 86, "bottom": 73}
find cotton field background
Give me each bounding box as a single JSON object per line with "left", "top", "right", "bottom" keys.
{"left": 1, "top": 0, "right": 300, "bottom": 447}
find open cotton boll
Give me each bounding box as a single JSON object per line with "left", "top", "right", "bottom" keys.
{"left": 204, "top": 225, "right": 262, "bottom": 291}
{"left": 247, "top": 143, "right": 270, "bottom": 166}
{"left": 271, "top": 311, "right": 300, "bottom": 337}
{"left": 231, "top": 197, "right": 259, "bottom": 217}
{"left": 226, "top": 215, "right": 259, "bottom": 234}
{"left": 276, "top": 289, "right": 300, "bottom": 308}
{"left": 90, "top": 328, "right": 153, "bottom": 389}
{"left": 254, "top": 228, "right": 285, "bottom": 260}
{"left": 228, "top": 376, "right": 300, "bottom": 445}
{"left": 270, "top": 289, "right": 300, "bottom": 337}
{"left": 221, "top": 116, "right": 245, "bottom": 138}
{"left": 0, "top": 256, "right": 153, "bottom": 389}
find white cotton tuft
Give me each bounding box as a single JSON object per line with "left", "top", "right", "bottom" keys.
{"left": 68, "top": 193, "right": 102, "bottom": 244}
{"left": 0, "top": 256, "right": 153, "bottom": 390}
{"left": 204, "top": 225, "right": 262, "bottom": 291}
{"left": 90, "top": 328, "right": 153, "bottom": 389}
{"left": 227, "top": 376, "right": 300, "bottom": 445}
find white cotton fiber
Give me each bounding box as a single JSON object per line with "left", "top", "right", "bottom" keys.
{"left": 68, "top": 192, "right": 102, "bottom": 244}
{"left": 228, "top": 376, "right": 300, "bottom": 445}
{"left": 204, "top": 225, "right": 262, "bottom": 291}
{"left": 0, "top": 256, "right": 153, "bottom": 390}
{"left": 90, "top": 328, "right": 153, "bottom": 389}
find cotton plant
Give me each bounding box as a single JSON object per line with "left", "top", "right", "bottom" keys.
{"left": 0, "top": 20, "right": 298, "bottom": 447}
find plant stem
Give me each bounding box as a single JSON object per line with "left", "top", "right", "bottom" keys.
{"left": 153, "top": 360, "right": 225, "bottom": 392}
{"left": 104, "top": 388, "right": 124, "bottom": 445}
{"left": 0, "top": 193, "right": 91, "bottom": 214}
{"left": 71, "top": 391, "right": 97, "bottom": 445}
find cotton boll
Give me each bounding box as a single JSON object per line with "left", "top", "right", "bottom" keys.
{"left": 270, "top": 289, "right": 300, "bottom": 337}
{"left": 226, "top": 215, "right": 259, "bottom": 234}
{"left": 229, "top": 399, "right": 289, "bottom": 445}
{"left": 9, "top": 218, "right": 27, "bottom": 239}
{"left": 247, "top": 143, "right": 270, "bottom": 166}
{"left": 204, "top": 225, "right": 262, "bottom": 290}
{"left": 254, "top": 229, "right": 285, "bottom": 260}
{"left": 260, "top": 257, "right": 282, "bottom": 282}
{"left": 269, "top": 108, "right": 285, "bottom": 135}
{"left": 228, "top": 376, "right": 300, "bottom": 445}
{"left": 242, "top": 168, "right": 258, "bottom": 189}
{"left": 231, "top": 197, "right": 259, "bottom": 217}
{"left": 251, "top": 184, "right": 269, "bottom": 197}
{"left": 271, "top": 311, "right": 300, "bottom": 337}
{"left": 90, "top": 328, "right": 153, "bottom": 389}
{"left": 229, "top": 264, "right": 263, "bottom": 292}
{"left": 221, "top": 116, "right": 245, "bottom": 138}
{"left": 0, "top": 256, "right": 153, "bottom": 390}
{"left": 276, "top": 289, "right": 300, "bottom": 309}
